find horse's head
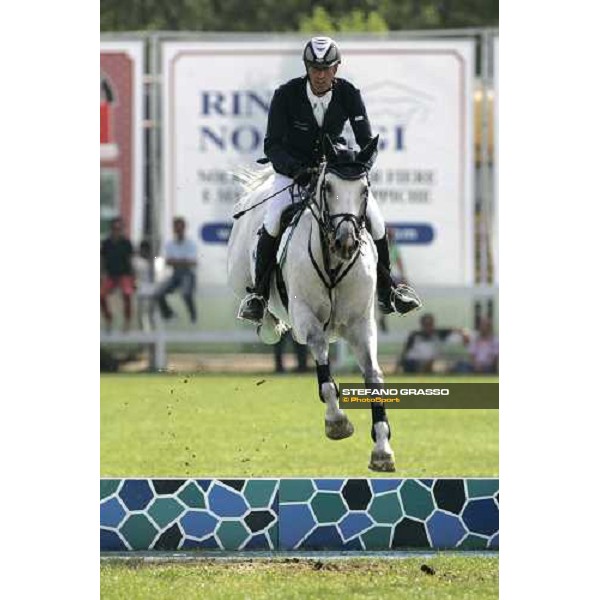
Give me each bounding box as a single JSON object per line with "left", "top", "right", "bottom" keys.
{"left": 316, "top": 135, "right": 379, "bottom": 260}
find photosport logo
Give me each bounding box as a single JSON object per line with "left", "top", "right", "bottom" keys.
{"left": 339, "top": 383, "right": 499, "bottom": 409}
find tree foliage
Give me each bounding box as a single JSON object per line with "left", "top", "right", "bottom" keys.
{"left": 101, "top": 0, "right": 498, "bottom": 32}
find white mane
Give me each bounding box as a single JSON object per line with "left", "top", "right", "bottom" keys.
{"left": 231, "top": 165, "right": 275, "bottom": 213}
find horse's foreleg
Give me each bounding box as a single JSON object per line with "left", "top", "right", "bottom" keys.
{"left": 301, "top": 315, "right": 354, "bottom": 441}
{"left": 346, "top": 318, "right": 395, "bottom": 472}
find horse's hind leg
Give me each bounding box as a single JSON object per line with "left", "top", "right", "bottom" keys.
{"left": 346, "top": 319, "right": 395, "bottom": 472}
{"left": 304, "top": 322, "right": 354, "bottom": 441}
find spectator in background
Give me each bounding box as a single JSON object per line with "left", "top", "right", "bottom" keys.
{"left": 459, "top": 317, "right": 499, "bottom": 374}
{"left": 100, "top": 217, "right": 134, "bottom": 332}
{"left": 155, "top": 217, "right": 198, "bottom": 323}
{"left": 133, "top": 240, "right": 155, "bottom": 331}
{"left": 399, "top": 313, "right": 465, "bottom": 374}
{"left": 274, "top": 331, "right": 308, "bottom": 373}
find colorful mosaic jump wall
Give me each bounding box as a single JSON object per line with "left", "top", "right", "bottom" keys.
{"left": 101, "top": 478, "right": 498, "bottom": 552}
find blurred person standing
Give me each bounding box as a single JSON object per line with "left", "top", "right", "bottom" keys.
{"left": 274, "top": 331, "right": 308, "bottom": 373}
{"left": 132, "top": 240, "right": 155, "bottom": 331}
{"left": 100, "top": 217, "right": 134, "bottom": 332}
{"left": 155, "top": 217, "right": 198, "bottom": 323}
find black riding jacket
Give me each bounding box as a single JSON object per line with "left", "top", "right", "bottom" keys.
{"left": 264, "top": 76, "right": 378, "bottom": 177}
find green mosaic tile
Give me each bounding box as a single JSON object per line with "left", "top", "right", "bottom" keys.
{"left": 244, "top": 480, "right": 277, "bottom": 508}
{"left": 148, "top": 498, "right": 185, "bottom": 529}
{"left": 177, "top": 482, "right": 205, "bottom": 509}
{"left": 100, "top": 480, "right": 120, "bottom": 501}
{"left": 217, "top": 520, "right": 250, "bottom": 550}
{"left": 458, "top": 534, "right": 490, "bottom": 549}
{"left": 400, "top": 480, "right": 435, "bottom": 520}
{"left": 280, "top": 480, "right": 315, "bottom": 503}
{"left": 311, "top": 492, "right": 347, "bottom": 524}
{"left": 369, "top": 492, "right": 403, "bottom": 524}
{"left": 466, "top": 479, "right": 499, "bottom": 499}
{"left": 120, "top": 514, "right": 158, "bottom": 550}
{"left": 361, "top": 526, "right": 392, "bottom": 549}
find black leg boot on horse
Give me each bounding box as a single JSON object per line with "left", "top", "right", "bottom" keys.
{"left": 238, "top": 227, "right": 278, "bottom": 323}
{"left": 373, "top": 236, "right": 423, "bottom": 315}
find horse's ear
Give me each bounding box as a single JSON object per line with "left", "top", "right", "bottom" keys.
{"left": 323, "top": 135, "right": 338, "bottom": 161}
{"left": 356, "top": 135, "right": 379, "bottom": 164}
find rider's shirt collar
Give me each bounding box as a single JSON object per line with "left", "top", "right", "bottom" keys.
{"left": 306, "top": 80, "right": 332, "bottom": 128}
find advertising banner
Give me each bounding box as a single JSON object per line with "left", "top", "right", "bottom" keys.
{"left": 163, "top": 39, "right": 475, "bottom": 285}
{"left": 100, "top": 40, "right": 144, "bottom": 241}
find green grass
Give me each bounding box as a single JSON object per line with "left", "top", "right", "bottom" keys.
{"left": 100, "top": 556, "right": 498, "bottom": 599}
{"left": 101, "top": 374, "right": 498, "bottom": 477}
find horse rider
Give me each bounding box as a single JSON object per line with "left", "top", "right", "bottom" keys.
{"left": 238, "top": 36, "right": 422, "bottom": 324}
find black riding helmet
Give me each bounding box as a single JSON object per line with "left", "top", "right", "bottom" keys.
{"left": 303, "top": 36, "right": 341, "bottom": 69}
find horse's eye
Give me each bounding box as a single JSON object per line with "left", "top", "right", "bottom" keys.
{"left": 362, "top": 185, "right": 368, "bottom": 196}
{"left": 324, "top": 182, "right": 332, "bottom": 194}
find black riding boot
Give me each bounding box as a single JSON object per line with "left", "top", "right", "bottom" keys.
{"left": 374, "top": 237, "right": 396, "bottom": 315}
{"left": 374, "top": 236, "right": 422, "bottom": 315}
{"left": 238, "top": 227, "right": 278, "bottom": 323}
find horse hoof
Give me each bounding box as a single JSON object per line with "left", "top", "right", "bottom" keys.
{"left": 368, "top": 450, "right": 396, "bottom": 472}
{"left": 325, "top": 416, "right": 354, "bottom": 440}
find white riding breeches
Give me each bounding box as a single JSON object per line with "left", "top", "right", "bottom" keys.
{"left": 263, "top": 173, "right": 386, "bottom": 240}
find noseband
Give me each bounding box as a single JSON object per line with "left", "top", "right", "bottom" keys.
{"left": 316, "top": 162, "right": 369, "bottom": 248}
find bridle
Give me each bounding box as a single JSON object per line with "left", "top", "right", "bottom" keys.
{"left": 303, "top": 159, "right": 371, "bottom": 330}
{"left": 311, "top": 160, "right": 369, "bottom": 250}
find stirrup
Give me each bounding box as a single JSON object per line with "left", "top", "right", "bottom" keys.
{"left": 237, "top": 293, "right": 267, "bottom": 324}
{"left": 389, "top": 283, "right": 422, "bottom": 315}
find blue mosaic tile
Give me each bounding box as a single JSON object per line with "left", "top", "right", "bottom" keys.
{"left": 462, "top": 498, "right": 499, "bottom": 537}
{"left": 208, "top": 483, "right": 248, "bottom": 518}
{"left": 427, "top": 511, "right": 467, "bottom": 548}
{"left": 303, "top": 525, "right": 343, "bottom": 550}
{"left": 244, "top": 533, "right": 270, "bottom": 550}
{"left": 342, "top": 537, "right": 363, "bottom": 550}
{"left": 180, "top": 510, "right": 218, "bottom": 539}
{"left": 371, "top": 479, "right": 402, "bottom": 494}
{"left": 100, "top": 497, "right": 127, "bottom": 529}
{"left": 119, "top": 480, "right": 154, "bottom": 511}
{"left": 181, "top": 536, "right": 220, "bottom": 550}
{"left": 279, "top": 503, "right": 315, "bottom": 549}
{"left": 100, "top": 528, "right": 128, "bottom": 551}
{"left": 315, "top": 479, "right": 344, "bottom": 491}
{"left": 100, "top": 478, "right": 498, "bottom": 552}
{"left": 339, "top": 512, "right": 374, "bottom": 541}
